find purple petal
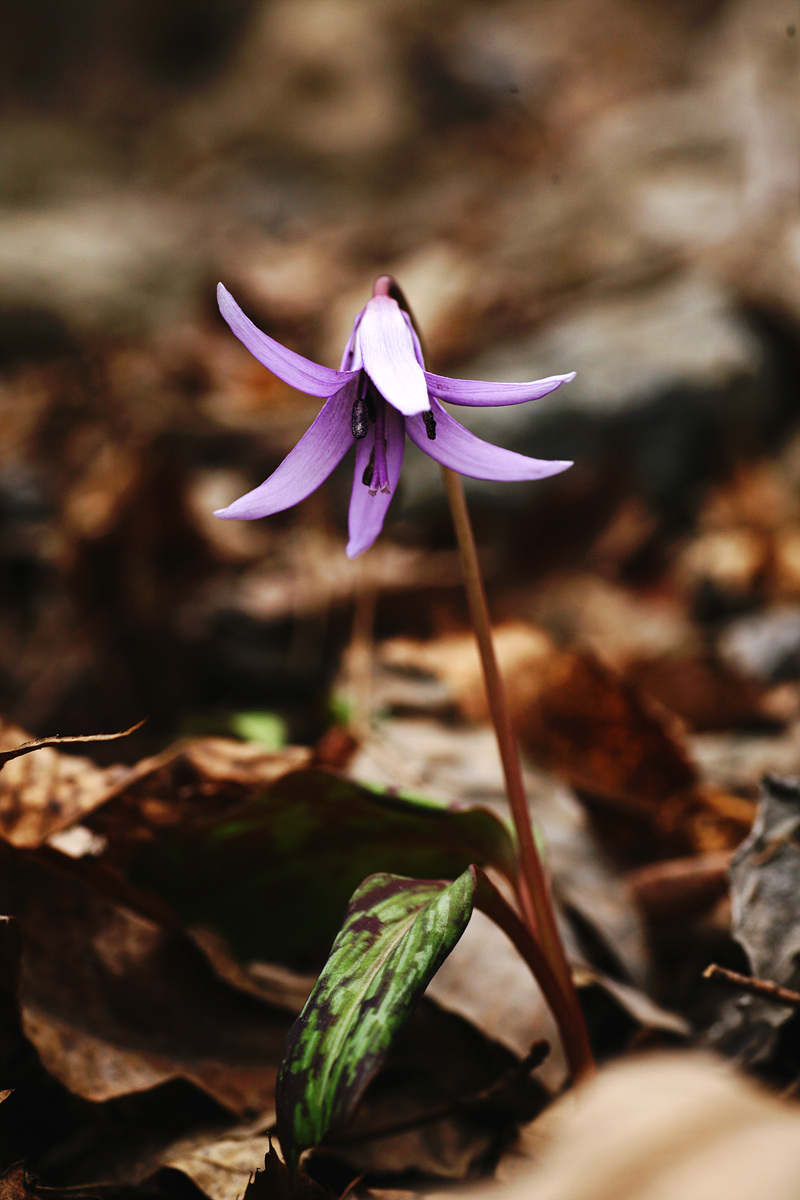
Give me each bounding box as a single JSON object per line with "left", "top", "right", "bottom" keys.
{"left": 357, "top": 296, "right": 430, "bottom": 417}
{"left": 346, "top": 403, "right": 405, "bottom": 557}
{"left": 401, "top": 311, "right": 426, "bottom": 368}
{"left": 339, "top": 307, "right": 365, "bottom": 371}
{"left": 218, "top": 283, "right": 358, "bottom": 398}
{"left": 215, "top": 380, "right": 356, "bottom": 520}
{"left": 406, "top": 398, "right": 572, "bottom": 481}
{"left": 424, "top": 370, "right": 575, "bottom": 407}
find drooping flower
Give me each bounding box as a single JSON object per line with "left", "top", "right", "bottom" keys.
{"left": 215, "top": 276, "right": 574, "bottom": 557}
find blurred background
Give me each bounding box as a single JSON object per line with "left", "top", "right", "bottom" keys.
{"left": 1, "top": 0, "right": 798, "bottom": 755}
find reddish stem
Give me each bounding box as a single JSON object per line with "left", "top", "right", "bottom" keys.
{"left": 442, "top": 467, "right": 593, "bottom": 1081}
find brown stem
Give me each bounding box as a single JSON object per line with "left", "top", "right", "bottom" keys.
{"left": 472, "top": 866, "right": 593, "bottom": 1083}
{"left": 441, "top": 467, "right": 593, "bottom": 1081}
{"left": 703, "top": 963, "right": 800, "bottom": 1008}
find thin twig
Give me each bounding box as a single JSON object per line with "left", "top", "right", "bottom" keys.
{"left": 0, "top": 719, "right": 147, "bottom": 770}
{"left": 441, "top": 466, "right": 593, "bottom": 1082}
{"left": 703, "top": 963, "right": 800, "bottom": 1008}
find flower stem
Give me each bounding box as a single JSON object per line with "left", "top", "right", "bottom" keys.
{"left": 441, "top": 467, "right": 594, "bottom": 1082}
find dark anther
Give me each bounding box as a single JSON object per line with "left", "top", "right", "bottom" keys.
{"left": 361, "top": 448, "right": 375, "bottom": 487}
{"left": 351, "top": 397, "right": 369, "bottom": 439}
{"left": 423, "top": 411, "right": 437, "bottom": 440}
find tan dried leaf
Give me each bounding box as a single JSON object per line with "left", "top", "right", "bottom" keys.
{"left": 0, "top": 721, "right": 131, "bottom": 849}
{"left": 495, "top": 1055, "right": 800, "bottom": 1200}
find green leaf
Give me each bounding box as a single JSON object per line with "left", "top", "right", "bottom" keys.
{"left": 229, "top": 711, "right": 288, "bottom": 750}
{"left": 129, "top": 769, "right": 514, "bottom": 966}
{"left": 276, "top": 867, "right": 476, "bottom": 1167}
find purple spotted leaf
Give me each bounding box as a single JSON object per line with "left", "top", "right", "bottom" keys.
{"left": 276, "top": 867, "right": 476, "bottom": 1167}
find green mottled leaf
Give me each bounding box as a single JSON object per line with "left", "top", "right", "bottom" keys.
{"left": 129, "top": 769, "right": 514, "bottom": 966}
{"left": 276, "top": 868, "right": 476, "bottom": 1167}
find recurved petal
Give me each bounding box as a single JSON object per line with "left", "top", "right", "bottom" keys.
{"left": 346, "top": 404, "right": 405, "bottom": 557}
{"left": 215, "top": 382, "right": 356, "bottom": 520}
{"left": 357, "top": 296, "right": 430, "bottom": 417}
{"left": 406, "top": 398, "right": 572, "bottom": 482}
{"left": 218, "top": 283, "right": 358, "bottom": 398}
{"left": 424, "top": 370, "right": 575, "bottom": 406}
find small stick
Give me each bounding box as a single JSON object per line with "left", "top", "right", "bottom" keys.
{"left": 703, "top": 963, "right": 800, "bottom": 1008}
{"left": 0, "top": 719, "right": 147, "bottom": 770}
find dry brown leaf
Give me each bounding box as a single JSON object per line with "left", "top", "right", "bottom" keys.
{"left": 493, "top": 1054, "right": 800, "bottom": 1200}
{"left": 515, "top": 651, "right": 754, "bottom": 856}
{"left": 188, "top": 926, "right": 316, "bottom": 1012}
{"left": 378, "top": 630, "right": 735, "bottom": 852}
{"left": 0, "top": 725, "right": 311, "bottom": 869}
{"left": 317, "top": 1001, "right": 521, "bottom": 1181}
{"left": 0, "top": 720, "right": 131, "bottom": 849}
{"left": 84, "top": 737, "right": 312, "bottom": 860}
{"left": 519, "top": 650, "right": 697, "bottom": 816}
{"left": 526, "top": 574, "right": 697, "bottom": 669}
{"left": 626, "top": 851, "right": 731, "bottom": 924}
{"left": 380, "top": 623, "right": 555, "bottom": 726}
{"left": 157, "top": 1124, "right": 274, "bottom": 1200}
{"left": 627, "top": 653, "right": 770, "bottom": 732}
{"left": 0, "top": 843, "right": 289, "bottom": 1112}
{"left": 0, "top": 1164, "right": 38, "bottom": 1200}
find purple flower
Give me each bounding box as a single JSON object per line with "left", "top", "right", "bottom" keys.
{"left": 215, "top": 276, "right": 574, "bottom": 557}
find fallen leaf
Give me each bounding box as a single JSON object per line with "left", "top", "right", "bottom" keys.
{"left": 379, "top": 623, "right": 555, "bottom": 726}
{"left": 159, "top": 1124, "right": 274, "bottom": 1200}
{"left": 520, "top": 650, "right": 697, "bottom": 817}
{"left": 712, "top": 775, "right": 800, "bottom": 1069}
{"left": 496, "top": 1054, "right": 800, "bottom": 1200}
{"left": 626, "top": 851, "right": 731, "bottom": 924}
{"left": 0, "top": 721, "right": 131, "bottom": 849}
{"left": 0, "top": 1164, "right": 40, "bottom": 1200}
{"left": 627, "top": 653, "right": 770, "bottom": 732}
{"left": 243, "top": 1141, "right": 328, "bottom": 1200}
{"left": 0, "top": 843, "right": 290, "bottom": 1112}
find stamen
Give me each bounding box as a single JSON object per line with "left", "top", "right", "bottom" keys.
{"left": 370, "top": 438, "right": 390, "bottom": 495}
{"left": 423, "top": 411, "right": 437, "bottom": 440}
{"left": 351, "top": 396, "right": 369, "bottom": 439}
{"left": 361, "top": 448, "right": 375, "bottom": 487}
